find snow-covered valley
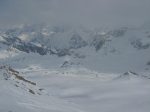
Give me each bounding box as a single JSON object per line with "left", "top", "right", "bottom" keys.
{"left": 0, "top": 24, "right": 150, "bottom": 112}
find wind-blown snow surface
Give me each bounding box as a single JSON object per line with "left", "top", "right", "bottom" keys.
{"left": 0, "top": 67, "right": 150, "bottom": 112}
{"left": 0, "top": 25, "right": 150, "bottom": 112}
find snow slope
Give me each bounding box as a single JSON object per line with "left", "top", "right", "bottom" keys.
{"left": 0, "top": 24, "right": 150, "bottom": 112}
{"left": 0, "top": 65, "right": 150, "bottom": 112}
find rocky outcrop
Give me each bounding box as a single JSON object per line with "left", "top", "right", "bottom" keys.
{"left": 69, "top": 33, "right": 87, "bottom": 49}
{"left": 91, "top": 34, "right": 107, "bottom": 51}
{"left": 0, "top": 65, "right": 47, "bottom": 95}
{"left": 131, "top": 39, "right": 150, "bottom": 50}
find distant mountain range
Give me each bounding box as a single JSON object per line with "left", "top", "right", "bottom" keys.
{"left": 0, "top": 24, "right": 150, "bottom": 73}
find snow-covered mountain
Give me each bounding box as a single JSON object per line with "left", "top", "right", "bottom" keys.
{"left": 0, "top": 24, "right": 150, "bottom": 72}
{"left": 0, "top": 24, "right": 150, "bottom": 112}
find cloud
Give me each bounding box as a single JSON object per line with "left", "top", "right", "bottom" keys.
{"left": 0, "top": 0, "right": 150, "bottom": 28}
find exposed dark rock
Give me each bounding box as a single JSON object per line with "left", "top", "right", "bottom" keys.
{"left": 131, "top": 39, "right": 150, "bottom": 50}
{"left": 61, "top": 61, "right": 69, "bottom": 68}
{"left": 91, "top": 34, "right": 106, "bottom": 51}
{"left": 29, "top": 89, "right": 35, "bottom": 94}
{"left": 56, "top": 49, "right": 71, "bottom": 57}
{"left": 117, "top": 71, "right": 150, "bottom": 80}
{"left": 13, "top": 42, "right": 48, "bottom": 55}
{"left": 147, "top": 61, "right": 150, "bottom": 66}
{"left": 108, "top": 27, "right": 127, "bottom": 37}
{"left": 69, "top": 33, "right": 87, "bottom": 49}
{"left": 0, "top": 65, "right": 36, "bottom": 85}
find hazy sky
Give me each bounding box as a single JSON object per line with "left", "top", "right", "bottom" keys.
{"left": 0, "top": 0, "right": 150, "bottom": 28}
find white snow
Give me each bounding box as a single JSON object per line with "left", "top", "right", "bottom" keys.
{"left": 0, "top": 25, "right": 150, "bottom": 112}
{"left": 1, "top": 66, "right": 150, "bottom": 112}
{"left": 18, "top": 34, "right": 30, "bottom": 41}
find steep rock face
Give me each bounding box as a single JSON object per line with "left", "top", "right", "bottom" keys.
{"left": 69, "top": 33, "right": 87, "bottom": 49}
{"left": 91, "top": 34, "right": 107, "bottom": 51}
{"left": 0, "top": 35, "right": 49, "bottom": 55}
{"left": 0, "top": 25, "right": 88, "bottom": 57}
{"left": 13, "top": 42, "right": 49, "bottom": 55}
{"left": 131, "top": 39, "right": 150, "bottom": 50}
{"left": 108, "top": 27, "right": 127, "bottom": 38}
